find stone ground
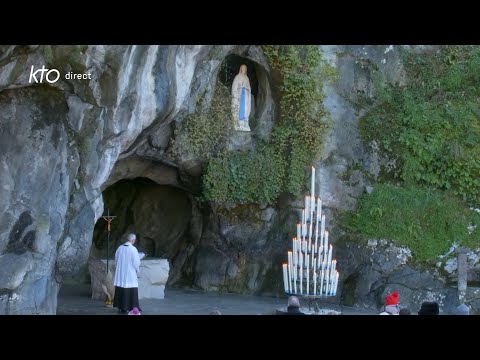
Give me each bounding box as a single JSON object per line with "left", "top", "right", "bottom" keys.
{"left": 56, "top": 284, "right": 378, "bottom": 315}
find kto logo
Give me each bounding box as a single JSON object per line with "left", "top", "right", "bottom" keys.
{"left": 29, "top": 65, "right": 60, "bottom": 83}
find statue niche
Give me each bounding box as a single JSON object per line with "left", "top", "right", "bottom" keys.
{"left": 231, "top": 64, "right": 251, "bottom": 131}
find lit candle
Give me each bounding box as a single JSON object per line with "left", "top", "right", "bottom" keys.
{"left": 288, "top": 251, "right": 293, "bottom": 271}
{"left": 283, "top": 264, "right": 288, "bottom": 292}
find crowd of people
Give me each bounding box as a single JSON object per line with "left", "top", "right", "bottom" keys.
{"left": 276, "top": 292, "right": 470, "bottom": 315}
{"left": 378, "top": 291, "right": 469, "bottom": 315}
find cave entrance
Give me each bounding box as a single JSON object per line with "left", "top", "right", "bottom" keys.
{"left": 92, "top": 177, "right": 192, "bottom": 263}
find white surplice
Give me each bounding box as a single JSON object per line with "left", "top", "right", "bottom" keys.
{"left": 113, "top": 242, "right": 141, "bottom": 288}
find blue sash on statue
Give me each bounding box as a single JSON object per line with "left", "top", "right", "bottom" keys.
{"left": 239, "top": 87, "right": 246, "bottom": 120}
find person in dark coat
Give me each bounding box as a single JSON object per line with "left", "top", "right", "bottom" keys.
{"left": 418, "top": 301, "right": 439, "bottom": 315}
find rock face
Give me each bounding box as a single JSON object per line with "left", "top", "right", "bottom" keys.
{"left": 0, "top": 44, "right": 282, "bottom": 313}
{"left": 1, "top": 45, "right": 475, "bottom": 314}
{"left": 336, "top": 237, "right": 480, "bottom": 314}
{"left": 0, "top": 45, "right": 236, "bottom": 313}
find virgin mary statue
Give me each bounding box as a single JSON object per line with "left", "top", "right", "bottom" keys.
{"left": 231, "top": 64, "right": 251, "bottom": 131}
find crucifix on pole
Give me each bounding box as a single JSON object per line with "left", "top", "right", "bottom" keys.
{"left": 102, "top": 208, "right": 116, "bottom": 274}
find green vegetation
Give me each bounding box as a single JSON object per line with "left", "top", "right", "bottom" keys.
{"left": 342, "top": 46, "right": 480, "bottom": 261}
{"left": 360, "top": 46, "right": 480, "bottom": 203}
{"left": 341, "top": 184, "right": 480, "bottom": 261}
{"left": 173, "top": 84, "right": 234, "bottom": 160}
{"left": 201, "top": 46, "right": 334, "bottom": 204}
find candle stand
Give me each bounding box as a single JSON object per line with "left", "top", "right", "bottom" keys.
{"left": 282, "top": 166, "right": 340, "bottom": 312}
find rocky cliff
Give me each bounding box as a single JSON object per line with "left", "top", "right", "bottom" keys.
{"left": 1, "top": 45, "right": 478, "bottom": 314}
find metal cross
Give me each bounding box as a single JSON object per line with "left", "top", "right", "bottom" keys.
{"left": 102, "top": 208, "right": 116, "bottom": 274}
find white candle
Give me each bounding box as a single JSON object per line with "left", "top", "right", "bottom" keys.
{"left": 334, "top": 271, "right": 339, "bottom": 296}
{"left": 308, "top": 223, "right": 312, "bottom": 253}
{"left": 332, "top": 271, "right": 337, "bottom": 296}
{"left": 310, "top": 166, "right": 315, "bottom": 223}
{"left": 299, "top": 267, "right": 303, "bottom": 295}
{"left": 320, "top": 214, "right": 326, "bottom": 249}
{"left": 301, "top": 210, "right": 305, "bottom": 232}
{"left": 289, "top": 265, "right": 293, "bottom": 293}
{"left": 297, "top": 224, "right": 301, "bottom": 245}
{"left": 299, "top": 252, "right": 303, "bottom": 270}
{"left": 293, "top": 267, "right": 297, "bottom": 294}
{"left": 317, "top": 197, "right": 322, "bottom": 227}
{"left": 327, "top": 244, "right": 332, "bottom": 266}
{"left": 320, "top": 268, "right": 324, "bottom": 295}
{"left": 328, "top": 272, "right": 332, "bottom": 295}
{"left": 305, "top": 196, "right": 309, "bottom": 222}
{"left": 305, "top": 254, "right": 309, "bottom": 272}
{"left": 314, "top": 205, "right": 319, "bottom": 254}
{"left": 313, "top": 270, "right": 317, "bottom": 295}
{"left": 283, "top": 264, "right": 288, "bottom": 292}
{"left": 332, "top": 271, "right": 338, "bottom": 296}
{"left": 311, "top": 166, "right": 315, "bottom": 195}
{"left": 324, "top": 230, "right": 329, "bottom": 253}
{"left": 310, "top": 195, "right": 315, "bottom": 227}
{"left": 306, "top": 267, "right": 309, "bottom": 295}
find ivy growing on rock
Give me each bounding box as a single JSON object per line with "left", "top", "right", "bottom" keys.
{"left": 360, "top": 45, "right": 480, "bottom": 204}
{"left": 201, "top": 46, "right": 334, "bottom": 204}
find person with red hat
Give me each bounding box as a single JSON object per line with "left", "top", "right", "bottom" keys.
{"left": 379, "top": 291, "right": 400, "bottom": 315}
